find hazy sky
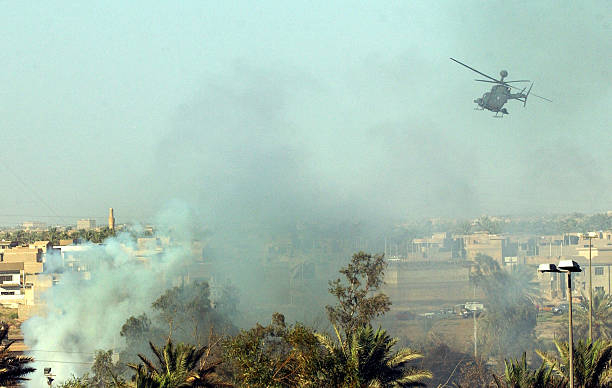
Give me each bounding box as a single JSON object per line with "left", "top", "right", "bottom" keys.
{"left": 0, "top": 1, "right": 610, "bottom": 227}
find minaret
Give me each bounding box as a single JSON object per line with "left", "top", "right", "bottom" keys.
{"left": 108, "top": 208, "right": 115, "bottom": 230}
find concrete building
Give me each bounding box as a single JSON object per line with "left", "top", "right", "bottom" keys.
{"left": 411, "top": 232, "right": 458, "bottom": 260}
{"left": 462, "top": 232, "right": 505, "bottom": 263}
{"left": 77, "top": 218, "right": 96, "bottom": 230}
{"left": 0, "top": 262, "right": 25, "bottom": 303}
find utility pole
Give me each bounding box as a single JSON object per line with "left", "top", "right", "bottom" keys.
{"left": 584, "top": 232, "right": 597, "bottom": 342}
{"left": 567, "top": 271, "right": 575, "bottom": 388}
{"left": 473, "top": 309, "right": 477, "bottom": 359}
{"left": 473, "top": 286, "right": 477, "bottom": 358}
{"left": 589, "top": 236, "right": 593, "bottom": 341}
{"left": 384, "top": 237, "right": 387, "bottom": 257}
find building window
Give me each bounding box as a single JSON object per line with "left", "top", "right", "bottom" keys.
{"left": 0, "top": 292, "right": 14, "bottom": 295}
{"left": 595, "top": 267, "right": 604, "bottom": 276}
{"left": 595, "top": 286, "right": 604, "bottom": 293}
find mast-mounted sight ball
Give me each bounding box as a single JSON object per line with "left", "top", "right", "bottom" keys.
{"left": 500, "top": 70, "right": 508, "bottom": 78}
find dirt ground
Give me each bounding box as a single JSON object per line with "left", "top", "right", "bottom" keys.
{"left": 380, "top": 306, "right": 567, "bottom": 356}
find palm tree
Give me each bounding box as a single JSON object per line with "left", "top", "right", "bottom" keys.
{"left": 129, "top": 339, "right": 230, "bottom": 388}
{"left": 575, "top": 290, "right": 612, "bottom": 340}
{"left": 0, "top": 322, "right": 35, "bottom": 385}
{"left": 315, "top": 325, "right": 432, "bottom": 387}
{"left": 492, "top": 353, "right": 565, "bottom": 388}
{"left": 537, "top": 339, "right": 612, "bottom": 387}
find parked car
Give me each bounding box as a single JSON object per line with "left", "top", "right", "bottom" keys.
{"left": 552, "top": 303, "right": 569, "bottom": 315}
{"left": 538, "top": 304, "right": 556, "bottom": 312}
{"left": 461, "top": 309, "right": 482, "bottom": 318}
{"left": 418, "top": 312, "right": 436, "bottom": 320}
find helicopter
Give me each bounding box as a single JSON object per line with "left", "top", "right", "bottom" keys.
{"left": 450, "top": 58, "right": 551, "bottom": 117}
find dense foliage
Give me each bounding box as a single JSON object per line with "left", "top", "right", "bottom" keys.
{"left": 0, "top": 323, "right": 35, "bottom": 385}
{"left": 0, "top": 226, "right": 116, "bottom": 245}
{"left": 326, "top": 251, "right": 391, "bottom": 334}
{"left": 537, "top": 339, "right": 612, "bottom": 388}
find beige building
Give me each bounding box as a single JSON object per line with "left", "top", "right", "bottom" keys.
{"left": 21, "top": 221, "right": 46, "bottom": 230}
{"left": 77, "top": 218, "right": 96, "bottom": 230}
{"left": 463, "top": 232, "right": 505, "bottom": 262}
{"left": 575, "top": 244, "right": 612, "bottom": 295}
{"left": 59, "top": 239, "right": 78, "bottom": 246}
{"left": 3, "top": 247, "right": 43, "bottom": 273}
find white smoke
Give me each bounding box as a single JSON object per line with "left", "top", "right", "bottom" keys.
{"left": 22, "top": 201, "right": 205, "bottom": 386}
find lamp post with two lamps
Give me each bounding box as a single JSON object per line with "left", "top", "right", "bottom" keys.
{"left": 539, "top": 259, "right": 582, "bottom": 388}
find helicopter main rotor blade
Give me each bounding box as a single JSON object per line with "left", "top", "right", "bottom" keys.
{"left": 475, "top": 79, "right": 530, "bottom": 84}
{"left": 450, "top": 58, "right": 499, "bottom": 82}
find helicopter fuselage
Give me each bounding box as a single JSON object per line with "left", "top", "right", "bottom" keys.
{"left": 474, "top": 84, "right": 510, "bottom": 113}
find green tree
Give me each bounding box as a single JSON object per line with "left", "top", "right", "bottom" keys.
{"left": 120, "top": 313, "right": 165, "bottom": 365}
{"left": 129, "top": 338, "right": 229, "bottom": 388}
{"left": 152, "top": 281, "right": 233, "bottom": 345}
{"left": 492, "top": 353, "right": 565, "bottom": 388}
{"left": 222, "top": 313, "right": 313, "bottom": 387}
{"left": 453, "top": 220, "right": 473, "bottom": 236}
{"left": 537, "top": 339, "right": 612, "bottom": 388}
{"left": 315, "top": 325, "right": 432, "bottom": 387}
{"left": 475, "top": 216, "right": 503, "bottom": 234}
{"left": 326, "top": 252, "right": 391, "bottom": 334}
{"left": 56, "top": 374, "right": 93, "bottom": 387}
{"left": 91, "top": 349, "right": 128, "bottom": 387}
{"left": 575, "top": 290, "right": 612, "bottom": 340}
{"left": 0, "top": 323, "right": 35, "bottom": 386}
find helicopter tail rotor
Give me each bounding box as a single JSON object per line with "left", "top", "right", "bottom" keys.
{"left": 523, "top": 82, "right": 534, "bottom": 107}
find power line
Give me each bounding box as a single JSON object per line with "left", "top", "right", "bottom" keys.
{"left": 32, "top": 359, "right": 93, "bottom": 365}
{"left": 0, "top": 158, "right": 66, "bottom": 224}
{"left": 27, "top": 349, "right": 96, "bottom": 355}
{"left": 0, "top": 215, "right": 103, "bottom": 220}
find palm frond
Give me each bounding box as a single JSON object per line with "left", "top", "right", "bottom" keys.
{"left": 387, "top": 348, "right": 424, "bottom": 367}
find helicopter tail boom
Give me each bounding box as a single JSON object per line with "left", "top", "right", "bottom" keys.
{"left": 523, "top": 82, "right": 534, "bottom": 107}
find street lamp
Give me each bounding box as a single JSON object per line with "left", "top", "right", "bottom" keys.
{"left": 539, "top": 259, "right": 582, "bottom": 388}
{"left": 44, "top": 367, "right": 55, "bottom": 386}
{"left": 583, "top": 232, "right": 598, "bottom": 341}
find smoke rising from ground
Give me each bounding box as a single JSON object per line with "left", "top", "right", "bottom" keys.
{"left": 22, "top": 202, "right": 206, "bottom": 385}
